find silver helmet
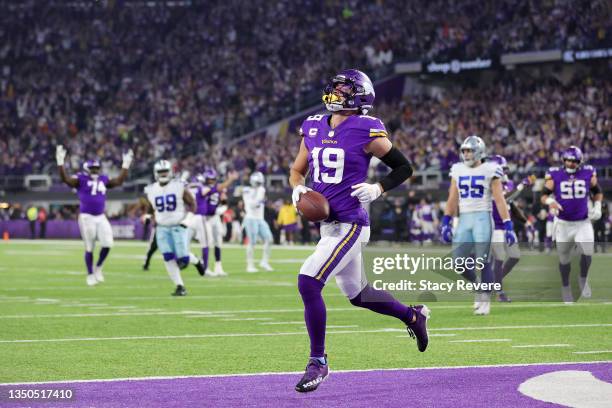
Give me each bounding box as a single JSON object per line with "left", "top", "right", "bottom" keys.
{"left": 460, "top": 135, "right": 486, "bottom": 167}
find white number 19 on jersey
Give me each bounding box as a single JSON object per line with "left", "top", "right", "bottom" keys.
{"left": 311, "top": 147, "right": 345, "bottom": 184}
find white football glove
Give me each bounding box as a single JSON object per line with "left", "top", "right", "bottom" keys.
{"left": 292, "top": 185, "right": 312, "bottom": 208}
{"left": 180, "top": 170, "right": 190, "bottom": 183}
{"left": 56, "top": 145, "right": 67, "bottom": 166}
{"left": 589, "top": 201, "right": 602, "bottom": 221}
{"left": 350, "top": 183, "right": 382, "bottom": 203}
{"left": 121, "top": 149, "right": 134, "bottom": 170}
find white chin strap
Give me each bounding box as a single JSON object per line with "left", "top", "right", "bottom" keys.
{"left": 565, "top": 167, "right": 577, "bottom": 174}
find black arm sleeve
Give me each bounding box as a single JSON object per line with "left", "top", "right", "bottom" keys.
{"left": 542, "top": 186, "right": 553, "bottom": 196}
{"left": 590, "top": 184, "right": 602, "bottom": 195}
{"left": 378, "top": 147, "right": 413, "bottom": 192}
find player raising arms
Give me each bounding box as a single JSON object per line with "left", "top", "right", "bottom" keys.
{"left": 144, "top": 160, "right": 200, "bottom": 296}
{"left": 188, "top": 169, "right": 237, "bottom": 277}
{"left": 290, "top": 69, "right": 429, "bottom": 393}
{"left": 440, "top": 137, "right": 516, "bottom": 315}
{"left": 56, "top": 145, "right": 133, "bottom": 286}
{"left": 540, "top": 146, "right": 603, "bottom": 303}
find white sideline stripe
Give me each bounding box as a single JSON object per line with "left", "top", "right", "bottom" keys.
{"left": 1, "top": 361, "right": 611, "bottom": 386}
{"left": 512, "top": 344, "right": 571, "bottom": 348}
{"left": 573, "top": 351, "right": 612, "bottom": 354}
{"left": 449, "top": 339, "right": 512, "bottom": 343}
{"left": 185, "top": 315, "right": 237, "bottom": 319}
{"left": 221, "top": 318, "right": 273, "bottom": 321}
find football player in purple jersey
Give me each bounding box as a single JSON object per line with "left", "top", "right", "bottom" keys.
{"left": 187, "top": 169, "right": 237, "bottom": 276}
{"left": 290, "top": 69, "right": 429, "bottom": 393}
{"left": 56, "top": 145, "right": 134, "bottom": 286}
{"left": 541, "top": 146, "right": 603, "bottom": 303}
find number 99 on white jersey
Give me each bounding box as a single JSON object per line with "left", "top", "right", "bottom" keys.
{"left": 450, "top": 161, "right": 503, "bottom": 213}
{"left": 144, "top": 180, "right": 186, "bottom": 226}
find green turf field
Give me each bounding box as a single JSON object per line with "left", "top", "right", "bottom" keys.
{"left": 0, "top": 240, "right": 610, "bottom": 383}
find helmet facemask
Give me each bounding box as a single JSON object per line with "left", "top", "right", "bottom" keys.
{"left": 323, "top": 79, "right": 358, "bottom": 113}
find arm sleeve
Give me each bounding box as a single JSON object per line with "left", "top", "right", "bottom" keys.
{"left": 378, "top": 147, "right": 413, "bottom": 192}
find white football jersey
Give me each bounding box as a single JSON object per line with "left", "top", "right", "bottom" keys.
{"left": 144, "top": 179, "right": 186, "bottom": 226}
{"left": 450, "top": 161, "right": 503, "bottom": 213}
{"left": 242, "top": 186, "right": 266, "bottom": 220}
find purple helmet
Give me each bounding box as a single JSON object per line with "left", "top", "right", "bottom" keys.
{"left": 83, "top": 159, "right": 101, "bottom": 174}
{"left": 323, "top": 69, "right": 375, "bottom": 114}
{"left": 489, "top": 154, "right": 508, "bottom": 170}
{"left": 561, "top": 145, "right": 583, "bottom": 163}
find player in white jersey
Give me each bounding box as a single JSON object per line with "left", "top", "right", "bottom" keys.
{"left": 440, "top": 136, "right": 517, "bottom": 315}
{"left": 242, "top": 171, "right": 273, "bottom": 272}
{"left": 144, "top": 160, "right": 202, "bottom": 296}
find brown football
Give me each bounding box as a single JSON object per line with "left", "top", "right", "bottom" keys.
{"left": 297, "top": 191, "right": 330, "bottom": 222}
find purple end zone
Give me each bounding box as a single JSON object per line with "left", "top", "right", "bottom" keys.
{"left": 1, "top": 363, "right": 610, "bottom": 408}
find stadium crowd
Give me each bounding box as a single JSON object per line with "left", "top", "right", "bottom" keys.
{"left": 1, "top": 0, "right": 610, "bottom": 176}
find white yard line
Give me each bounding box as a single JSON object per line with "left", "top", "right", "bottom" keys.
{"left": 573, "top": 351, "right": 612, "bottom": 354}
{"left": 512, "top": 344, "right": 572, "bottom": 348}
{"left": 449, "top": 339, "right": 512, "bottom": 343}
{"left": 1, "top": 361, "right": 610, "bottom": 386}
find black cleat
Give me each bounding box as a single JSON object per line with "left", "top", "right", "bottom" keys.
{"left": 407, "top": 304, "right": 430, "bottom": 352}
{"left": 142, "top": 263, "right": 150, "bottom": 271}
{"left": 172, "top": 285, "right": 187, "bottom": 296}
{"left": 295, "top": 355, "right": 329, "bottom": 393}
{"left": 195, "top": 261, "right": 206, "bottom": 277}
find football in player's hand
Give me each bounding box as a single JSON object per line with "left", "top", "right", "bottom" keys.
{"left": 297, "top": 191, "right": 330, "bottom": 222}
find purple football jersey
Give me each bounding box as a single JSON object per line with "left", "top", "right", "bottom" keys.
{"left": 74, "top": 173, "right": 109, "bottom": 215}
{"left": 546, "top": 165, "right": 595, "bottom": 221}
{"left": 193, "top": 184, "right": 220, "bottom": 216}
{"left": 492, "top": 180, "right": 513, "bottom": 229}
{"left": 300, "top": 114, "right": 388, "bottom": 225}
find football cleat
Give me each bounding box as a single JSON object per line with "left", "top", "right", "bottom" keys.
{"left": 142, "top": 263, "right": 150, "bottom": 271}
{"left": 86, "top": 274, "right": 98, "bottom": 286}
{"left": 474, "top": 301, "right": 491, "bottom": 315}
{"left": 172, "top": 285, "right": 187, "bottom": 296}
{"left": 562, "top": 285, "right": 574, "bottom": 304}
{"left": 579, "top": 277, "right": 591, "bottom": 298}
{"left": 473, "top": 293, "right": 483, "bottom": 310}
{"left": 93, "top": 266, "right": 104, "bottom": 283}
{"left": 295, "top": 355, "right": 329, "bottom": 393}
{"left": 246, "top": 264, "right": 259, "bottom": 273}
{"left": 259, "top": 262, "right": 274, "bottom": 272}
{"left": 205, "top": 269, "right": 217, "bottom": 277}
{"left": 497, "top": 291, "right": 512, "bottom": 303}
{"left": 474, "top": 293, "right": 491, "bottom": 315}
{"left": 194, "top": 261, "right": 206, "bottom": 277}
{"left": 406, "top": 305, "right": 430, "bottom": 352}
{"left": 214, "top": 264, "right": 228, "bottom": 277}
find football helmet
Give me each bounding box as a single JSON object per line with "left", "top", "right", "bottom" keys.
{"left": 249, "top": 171, "right": 264, "bottom": 187}
{"left": 154, "top": 160, "right": 173, "bottom": 184}
{"left": 460, "top": 136, "right": 486, "bottom": 167}
{"left": 203, "top": 169, "right": 218, "bottom": 185}
{"left": 83, "top": 159, "right": 101, "bottom": 175}
{"left": 561, "top": 145, "right": 583, "bottom": 174}
{"left": 322, "top": 69, "right": 375, "bottom": 114}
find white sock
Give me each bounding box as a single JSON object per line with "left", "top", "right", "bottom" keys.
{"left": 189, "top": 252, "right": 199, "bottom": 265}
{"left": 246, "top": 243, "right": 254, "bottom": 265}
{"left": 164, "top": 260, "right": 184, "bottom": 286}
{"left": 262, "top": 240, "right": 271, "bottom": 264}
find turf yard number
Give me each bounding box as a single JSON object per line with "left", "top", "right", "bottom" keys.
{"left": 154, "top": 194, "right": 177, "bottom": 212}
{"left": 458, "top": 175, "right": 485, "bottom": 198}
{"left": 311, "top": 147, "right": 345, "bottom": 184}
